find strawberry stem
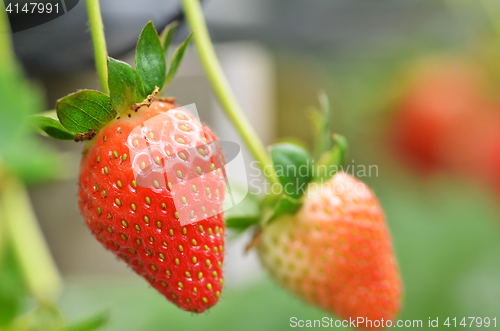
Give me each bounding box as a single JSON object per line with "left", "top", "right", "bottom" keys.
{"left": 1, "top": 176, "right": 62, "bottom": 301}
{"left": 0, "top": 1, "right": 14, "bottom": 69}
{"left": 181, "top": 0, "right": 279, "bottom": 185}
{"left": 0, "top": 6, "right": 62, "bottom": 302}
{"left": 86, "top": 0, "right": 109, "bottom": 95}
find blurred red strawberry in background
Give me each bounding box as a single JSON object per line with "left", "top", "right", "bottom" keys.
{"left": 469, "top": 112, "right": 500, "bottom": 195}
{"left": 389, "top": 55, "right": 500, "bottom": 195}
{"left": 390, "top": 58, "right": 489, "bottom": 174}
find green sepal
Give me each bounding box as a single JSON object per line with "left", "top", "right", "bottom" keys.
{"left": 314, "top": 134, "right": 348, "bottom": 182}
{"left": 308, "top": 91, "right": 333, "bottom": 160}
{"left": 271, "top": 143, "right": 313, "bottom": 199}
{"left": 224, "top": 192, "right": 261, "bottom": 232}
{"left": 0, "top": 246, "right": 25, "bottom": 327}
{"left": 135, "top": 21, "right": 167, "bottom": 94}
{"left": 28, "top": 115, "right": 76, "bottom": 140}
{"left": 56, "top": 90, "right": 116, "bottom": 133}
{"left": 64, "top": 310, "right": 109, "bottom": 331}
{"left": 265, "top": 195, "right": 302, "bottom": 225}
{"left": 226, "top": 215, "right": 260, "bottom": 232}
{"left": 108, "top": 57, "right": 146, "bottom": 115}
{"left": 160, "top": 21, "right": 178, "bottom": 54}
{"left": 164, "top": 32, "right": 194, "bottom": 89}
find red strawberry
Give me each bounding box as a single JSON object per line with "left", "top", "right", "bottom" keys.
{"left": 448, "top": 106, "right": 500, "bottom": 193}
{"left": 389, "top": 58, "right": 500, "bottom": 199}
{"left": 78, "top": 100, "right": 226, "bottom": 313}
{"left": 258, "top": 173, "right": 402, "bottom": 328}
{"left": 390, "top": 59, "right": 487, "bottom": 174}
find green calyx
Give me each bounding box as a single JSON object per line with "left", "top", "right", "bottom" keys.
{"left": 225, "top": 92, "right": 348, "bottom": 231}
{"left": 30, "top": 20, "right": 193, "bottom": 141}
{"left": 262, "top": 92, "right": 348, "bottom": 225}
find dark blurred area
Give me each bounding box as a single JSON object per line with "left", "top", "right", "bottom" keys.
{"left": 13, "top": 0, "right": 452, "bottom": 76}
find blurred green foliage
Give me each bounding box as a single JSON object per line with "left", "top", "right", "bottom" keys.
{"left": 0, "top": 247, "right": 24, "bottom": 327}
{"left": 0, "top": 65, "right": 63, "bottom": 184}
{"left": 0, "top": 15, "right": 107, "bottom": 329}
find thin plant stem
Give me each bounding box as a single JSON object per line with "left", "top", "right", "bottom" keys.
{"left": 0, "top": 6, "right": 62, "bottom": 301}
{"left": 180, "top": 0, "right": 279, "bottom": 186}
{"left": 1, "top": 176, "right": 62, "bottom": 300}
{"left": 0, "top": 1, "right": 14, "bottom": 69}
{"left": 86, "top": 0, "right": 109, "bottom": 94}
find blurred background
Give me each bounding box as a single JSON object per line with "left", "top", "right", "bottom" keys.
{"left": 3, "top": 0, "right": 500, "bottom": 330}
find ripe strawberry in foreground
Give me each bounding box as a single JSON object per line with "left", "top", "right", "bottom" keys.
{"left": 32, "top": 21, "right": 226, "bottom": 312}
{"left": 79, "top": 101, "right": 226, "bottom": 312}
{"left": 258, "top": 173, "right": 401, "bottom": 328}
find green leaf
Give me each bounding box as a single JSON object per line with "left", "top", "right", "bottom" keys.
{"left": 225, "top": 216, "right": 260, "bottom": 232}
{"left": 37, "top": 109, "right": 57, "bottom": 118}
{"left": 0, "top": 246, "right": 25, "bottom": 327}
{"left": 64, "top": 310, "right": 109, "bottom": 331}
{"left": 224, "top": 192, "right": 261, "bottom": 231}
{"left": 0, "top": 64, "right": 63, "bottom": 185}
{"left": 0, "top": 66, "right": 44, "bottom": 155}
{"left": 318, "top": 91, "right": 333, "bottom": 152}
{"left": 56, "top": 90, "right": 116, "bottom": 133}
{"left": 314, "top": 134, "right": 348, "bottom": 182}
{"left": 266, "top": 195, "right": 302, "bottom": 225}
{"left": 10, "top": 302, "right": 63, "bottom": 330}
{"left": 271, "top": 143, "right": 312, "bottom": 199}
{"left": 164, "top": 32, "right": 194, "bottom": 88}
{"left": 108, "top": 58, "right": 146, "bottom": 114}
{"left": 308, "top": 91, "right": 333, "bottom": 160}
{"left": 28, "top": 115, "right": 76, "bottom": 140}
{"left": 136, "top": 21, "right": 167, "bottom": 94}
{"left": 160, "top": 21, "right": 178, "bottom": 54}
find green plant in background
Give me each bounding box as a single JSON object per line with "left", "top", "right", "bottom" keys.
{"left": 0, "top": 3, "right": 108, "bottom": 331}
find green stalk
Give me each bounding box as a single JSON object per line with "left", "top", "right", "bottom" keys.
{"left": 1, "top": 176, "right": 62, "bottom": 300}
{"left": 0, "top": 180, "right": 4, "bottom": 266}
{"left": 0, "top": 5, "right": 61, "bottom": 301}
{"left": 181, "top": 0, "right": 279, "bottom": 185}
{"left": 479, "top": 0, "right": 500, "bottom": 39}
{"left": 86, "top": 0, "right": 109, "bottom": 95}
{"left": 0, "top": 1, "right": 14, "bottom": 69}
